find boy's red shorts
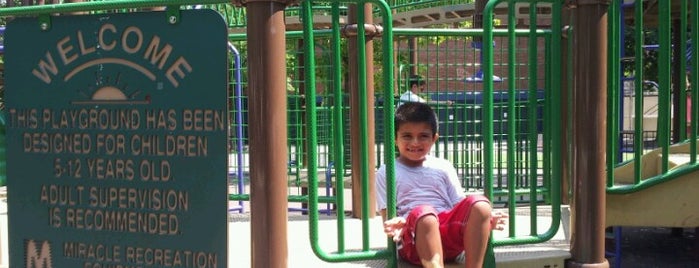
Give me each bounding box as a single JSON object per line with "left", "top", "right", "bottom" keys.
{"left": 397, "top": 195, "right": 490, "bottom": 265}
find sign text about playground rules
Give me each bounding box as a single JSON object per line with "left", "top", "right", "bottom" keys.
{"left": 5, "top": 10, "right": 228, "bottom": 268}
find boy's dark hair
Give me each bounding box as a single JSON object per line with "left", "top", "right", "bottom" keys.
{"left": 408, "top": 74, "right": 425, "bottom": 88}
{"left": 394, "top": 102, "right": 439, "bottom": 137}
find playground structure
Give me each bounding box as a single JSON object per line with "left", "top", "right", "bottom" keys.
{"left": 608, "top": 141, "right": 699, "bottom": 228}
{"left": 0, "top": 0, "right": 697, "bottom": 268}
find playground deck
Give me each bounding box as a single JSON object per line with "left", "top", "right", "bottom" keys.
{"left": 0, "top": 186, "right": 697, "bottom": 267}
{"left": 227, "top": 182, "right": 571, "bottom": 268}
{"left": 227, "top": 201, "right": 571, "bottom": 268}
{"left": 0, "top": 185, "right": 570, "bottom": 268}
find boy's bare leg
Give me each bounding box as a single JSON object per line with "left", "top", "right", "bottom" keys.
{"left": 415, "top": 215, "right": 444, "bottom": 268}
{"left": 463, "top": 202, "right": 493, "bottom": 268}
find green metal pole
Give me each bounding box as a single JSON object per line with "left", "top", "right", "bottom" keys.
{"left": 606, "top": 0, "right": 619, "bottom": 187}
{"left": 658, "top": 1, "right": 672, "bottom": 174}
{"left": 632, "top": 0, "right": 645, "bottom": 184}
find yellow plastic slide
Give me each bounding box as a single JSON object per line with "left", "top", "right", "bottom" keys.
{"left": 606, "top": 142, "right": 699, "bottom": 228}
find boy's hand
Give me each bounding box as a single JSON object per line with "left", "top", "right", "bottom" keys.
{"left": 383, "top": 217, "right": 406, "bottom": 242}
{"left": 490, "top": 211, "right": 508, "bottom": 231}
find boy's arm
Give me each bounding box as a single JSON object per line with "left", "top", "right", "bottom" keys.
{"left": 428, "top": 99, "right": 453, "bottom": 106}
{"left": 375, "top": 165, "right": 405, "bottom": 241}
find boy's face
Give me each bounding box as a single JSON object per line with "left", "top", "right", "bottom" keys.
{"left": 395, "top": 121, "right": 438, "bottom": 166}
{"left": 412, "top": 83, "right": 425, "bottom": 92}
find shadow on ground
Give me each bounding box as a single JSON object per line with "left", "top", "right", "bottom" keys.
{"left": 608, "top": 227, "right": 699, "bottom": 268}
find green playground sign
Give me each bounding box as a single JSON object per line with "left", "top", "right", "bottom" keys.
{"left": 4, "top": 10, "right": 228, "bottom": 268}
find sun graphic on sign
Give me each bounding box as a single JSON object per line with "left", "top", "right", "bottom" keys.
{"left": 72, "top": 72, "right": 150, "bottom": 105}
{"left": 93, "top": 86, "right": 128, "bottom": 100}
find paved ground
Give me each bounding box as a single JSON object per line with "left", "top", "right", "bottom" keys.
{"left": 609, "top": 227, "right": 699, "bottom": 268}
{"left": 1, "top": 183, "right": 697, "bottom": 267}
{"left": 228, "top": 210, "right": 699, "bottom": 268}
{"left": 227, "top": 208, "right": 570, "bottom": 268}
{"left": 233, "top": 188, "right": 699, "bottom": 268}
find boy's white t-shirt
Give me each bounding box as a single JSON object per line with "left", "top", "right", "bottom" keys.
{"left": 397, "top": 90, "right": 427, "bottom": 108}
{"left": 375, "top": 155, "right": 465, "bottom": 218}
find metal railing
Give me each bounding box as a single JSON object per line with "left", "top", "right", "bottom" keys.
{"left": 2, "top": 0, "right": 699, "bottom": 266}
{"left": 277, "top": 0, "right": 562, "bottom": 266}
{"left": 606, "top": 0, "right": 699, "bottom": 193}
{"left": 0, "top": 0, "right": 565, "bottom": 267}
{"left": 0, "top": 0, "right": 562, "bottom": 266}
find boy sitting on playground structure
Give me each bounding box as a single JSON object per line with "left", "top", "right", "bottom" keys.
{"left": 375, "top": 102, "right": 506, "bottom": 268}
{"left": 398, "top": 74, "right": 453, "bottom": 108}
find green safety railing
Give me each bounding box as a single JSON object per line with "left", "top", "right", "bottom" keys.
{"left": 300, "top": 0, "right": 396, "bottom": 264}
{"left": 606, "top": 0, "right": 699, "bottom": 193}
{"left": 604, "top": 3, "right": 698, "bottom": 262}
{"left": 5, "top": 0, "right": 697, "bottom": 265}
{"left": 482, "top": 0, "right": 562, "bottom": 249}
{"left": 268, "top": 0, "right": 562, "bottom": 266}
{"left": 390, "top": 27, "right": 550, "bottom": 198}
{"left": 224, "top": 0, "right": 563, "bottom": 266}
{"left": 0, "top": 0, "right": 564, "bottom": 266}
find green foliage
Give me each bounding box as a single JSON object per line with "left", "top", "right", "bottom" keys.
{"left": 622, "top": 26, "right": 659, "bottom": 85}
